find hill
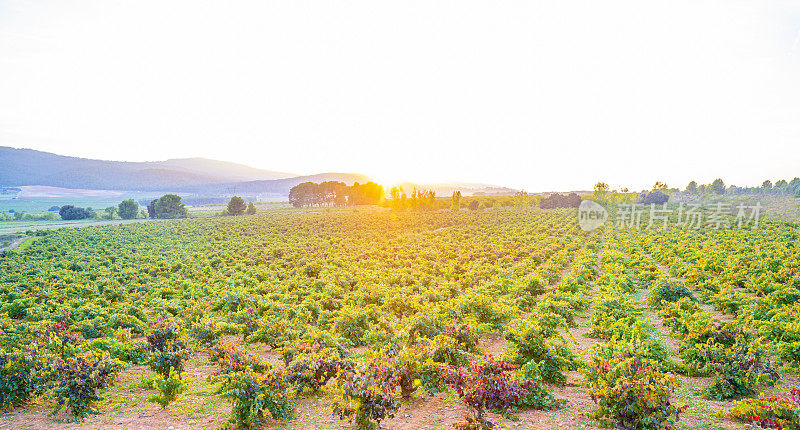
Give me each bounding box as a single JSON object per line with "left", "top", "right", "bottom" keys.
{"left": 0, "top": 146, "right": 295, "bottom": 191}
{"left": 0, "top": 146, "right": 515, "bottom": 199}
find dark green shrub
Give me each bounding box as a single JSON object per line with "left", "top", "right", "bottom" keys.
{"left": 76, "top": 317, "right": 109, "bottom": 340}
{"left": 0, "top": 349, "right": 46, "bottom": 411}
{"left": 503, "top": 315, "right": 579, "bottom": 385}
{"left": 445, "top": 357, "right": 528, "bottom": 430}
{"left": 390, "top": 344, "right": 446, "bottom": 398}
{"left": 700, "top": 343, "right": 779, "bottom": 400}
{"left": 190, "top": 316, "right": 222, "bottom": 348}
{"left": 516, "top": 361, "right": 565, "bottom": 410}
{"left": 284, "top": 341, "right": 347, "bottom": 393}
{"left": 217, "top": 369, "right": 294, "bottom": 428}
{"left": 585, "top": 356, "right": 681, "bottom": 430}
{"left": 50, "top": 351, "right": 122, "bottom": 421}
{"left": 332, "top": 359, "right": 400, "bottom": 430}
{"left": 333, "top": 306, "right": 379, "bottom": 346}
{"left": 648, "top": 279, "right": 694, "bottom": 309}
{"left": 145, "top": 319, "right": 191, "bottom": 378}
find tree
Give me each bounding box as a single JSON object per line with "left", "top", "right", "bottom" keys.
{"left": 147, "top": 200, "right": 157, "bottom": 218}
{"left": 592, "top": 182, "right": 610, "bottom": 202}
{"left": 59, "top": 205, "right": 92, "bottom": 220}
{"left": 640, "top": 191, "right": 669, "bottom": 205}
{"left": 685, "top": 181, "right": 698, "bottom": 194}
{"left": 104, "top": 207, "right": 117, "bottom": 219}
{"left": 153, "top": 194, "right": 188, "bottom": 219}
{"left": 513, "top": 191, "right": 531, "bottom": 209}
{"left": 319, "top": 181, "right": 346, "bottom": 205}
{"left": 711, "top": 178, "right": 726, "bottom": 195}
{"left": 761, "top": 180, "right": 773, "bottom": 191}
{"left": 406, "top": 189, "right": 436, "bottom": 211}
{"left": 289, "top": 182, "right": 319, "bottom": 208}
{"left": 540, "top": 193, "right": 582, "bottom": 209}
{"left": 389, "top": 187, "right": 404, "bottom": 210}
{"left": 451, "top": 191, "right": 461, "bottom": 210}
{"left": 227, "top": 196, "right": 247, "bottom": 216}
{"left": 118, "top": 200, "right": 139, "bottom": 219}
{"left": 773, "top": 180, "right": 787, "bottom": 195}
{"left": 790, "top": 178, "right": 800, "bottom": 195}
{"left": 425, "top": 190, "right": 436, "bottom": 210}
{"left": 390, "top": 187, "right": 401, "bottom": 201}
{"left": 347, "top": 182, "right": 384, "bottom": 206}
{"left": 652, "top": 182, "right": 668, "bottom": 192}
{"left": 246, "top": 202, "right": 256, "bottom": 215}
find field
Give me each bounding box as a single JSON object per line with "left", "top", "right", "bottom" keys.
{"left": 0, "top": 188, "right": 158, "bottom": 215}
{"left": 0, "top": 199, "right": 319, "bottom": 235}
{"left": 1, "top": 206, "right": 799, "bottom": 429}
{"left": 0, "top": 186, "right": 288, "bottom": 216}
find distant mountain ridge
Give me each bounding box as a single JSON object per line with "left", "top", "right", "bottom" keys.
{"left": 0, "top": 146, "right": 295, "bottom": 191}
{"left": 0, "top": 146, "right": 514, "bottom": 198}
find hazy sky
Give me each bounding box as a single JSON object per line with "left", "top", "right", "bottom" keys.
{"left": 1, "top": 1, "right": 799, "bottom": 191}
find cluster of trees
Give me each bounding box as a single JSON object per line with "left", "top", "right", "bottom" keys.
{"left": 591, "top": 182, "right": 635, "bottom": 204}
{"left": 590, "top": 182, "right": 671, "bottom": 204}
{"left": 684, "top": 178, "right": 800, "bottom": 196}
{"left": 588, "top": 177, "right": 800, "bottom": 205}
{"left": 223, "top": 196, "right": 256, "bottom": 216}
{"left": 288, "top": 181, "right": 384, "bottom": 208}
{"left": 52, "top": 195, "right": 188, "bottom": 222}
{"left": 383, "top": 189, "right": 558, "bottom": 212}
{"left": 59, "top": 205, "right": 96, "bottom": 220}
{"left": 2, "top": 194, "right": 197, "bottom": 223}
{"left": 540, "top": 193, "right": 581, "bottom": 209}
{"left": 387, "top": 187, "right": 438, "bottom": 210}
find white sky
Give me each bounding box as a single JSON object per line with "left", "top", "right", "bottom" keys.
{"left": 1, "top": 0, "right": 799, "bottom": 191}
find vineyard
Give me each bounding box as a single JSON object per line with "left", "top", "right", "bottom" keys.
{"left": 1, "top": 207, "right": 799, "bottom": 429}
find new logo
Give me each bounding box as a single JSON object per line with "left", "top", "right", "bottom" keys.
{"left": 578, "top": 200, "right": 607, "bottom": 232}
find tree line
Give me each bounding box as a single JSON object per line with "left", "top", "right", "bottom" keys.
{"left": 684, "top": 178, "right": 800, "bottom": 196}
{"left": 43, "top": 194, "right": 260, "bottom": 222}
{"left": 387, "top": 187, "right": 438, "bottom": 210}
{"left": 288, "top": 181, "right": 384, "bottom": 208}
{"left": 18, "top": 194, "right": 193, "bottom": 222}
{"left": 591, "top": 177, "right": 800, "bottom": 205}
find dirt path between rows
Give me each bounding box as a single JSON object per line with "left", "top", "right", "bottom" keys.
{"left": 0, "top": 236, "right": 28, "bottom": 251}
{"left": 638, "top": 253, "right": 745, "bottom": 429}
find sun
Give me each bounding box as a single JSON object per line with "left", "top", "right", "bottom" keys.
{"left": 369, "top": 171, "right": 407, "bottom": 188}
